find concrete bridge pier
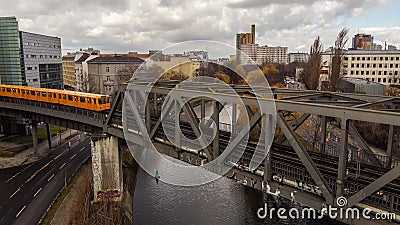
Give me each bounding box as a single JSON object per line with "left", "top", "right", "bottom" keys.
{"left": 90, "top": 134, "right": 123, "bottom": 201}
{"left": 46, "top": 123, "right": 52, "bottom": 149}
{"left": 30, "top": 120, "right": 38, "bottom": 154}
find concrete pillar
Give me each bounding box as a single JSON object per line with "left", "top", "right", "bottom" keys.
{"left": 46, "top": 123, "right": 52, "bottom": 149}
{"left": 212, "top": 100, "right": 220, "bottom": 160}
{"left": 336, "top": 119, "right": 349, "bottom": 197}
{"left": 31, "top": 121, "right": 38, "bottom": 154}
{"left": 91, "top": 134, "right": 123, "bottom": 202}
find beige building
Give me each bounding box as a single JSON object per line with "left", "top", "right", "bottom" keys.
{"left": 154, "top": 56, "right": 201, "bottom": 77}
{"left": 87, "top": 56, "right": 144, "bottom": 95}
{"left": 321, "top": 50, "right": 400, "bottom": 85}
{"left": 62, "top": 54, "right": 76, "bottom": 90}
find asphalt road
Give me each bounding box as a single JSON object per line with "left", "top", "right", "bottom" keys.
{"left": 0, "top": 136, "right": 91, "bottom": 225}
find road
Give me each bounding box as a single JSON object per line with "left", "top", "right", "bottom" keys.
{"left": 0, "top": 136, "right": 91, "bottom": 225}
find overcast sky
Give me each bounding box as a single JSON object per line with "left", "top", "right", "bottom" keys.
{"left": 1, "top": 0, "right": 399, "bottom": 57}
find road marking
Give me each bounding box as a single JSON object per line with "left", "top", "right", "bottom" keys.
{"left": 80, "top": 147, "right": 86, "bottom": 152}
{"left": 25, "top": 151, "right": 66, "bottom": 183}
{"left": 6, "top": 163, "right": 35, "bottom": 183}
{"left": 59, "top": 163, "right": 67, "bottom": 169}
{"left": 47, "top": 174, "right": 55, "bottom": 182}
{"left": 9, "top": 188, "right": 21, "bottom": 198}
{"left": 70, "top": 153, "right": 77, "bottom": 160}
{"left": 33, "top": 188, "right": 42, "bottom": 197}
{"left": 16, "top": 205, "right": 26, "bottom": 218}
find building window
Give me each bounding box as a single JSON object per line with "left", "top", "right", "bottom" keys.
{"left": 383, "top": 78, "right": 387, "bottom": 83}
{"left": 378, "top": 71, "right": 382, "bottom": 75}
{"left": 384, "top": 71, "right": 387, "bottom": 75}
{"left": 378, "top": 78, "right": 381, "bottom": 82}
{"left": 106, "top": 76, "right": 110, "bottom": 81}
{"left": 361, "top": 71, "right": 364, "bottom": 75}
{"left": 362, "top": 57, "right": 365, "bottom": 61}
{"left": 372, "top": 71, "right": 376, "bottom": 75}
{"left": 106, "top": 67, "right": 110, "bottom": 73}
{"left": 367, "top": 57, "right": 371, "bottom": 60}
{"left": 379, "top": 64, "right": 382, "bottom": 68}
{"left": 27, "top": 67, "right": 32, "bottom": 70}
{"left": 372, "top": 78, "right": 375, "bottom": 81}
{"left": 366, "top": 71, "right": 370, "bottom": 75}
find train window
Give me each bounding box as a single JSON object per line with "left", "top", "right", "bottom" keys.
{"left": 31, "top": 91, "right": 35, "bottom": 96}
{"left": 48, "top": 93, "right": 52, "bottom": 98}
{"left": 68, "top": 95, "right": 72, "bottom": 101}
{"left": 80, "top": 97, "right": 85, "bottom": 102}
{"left": 12, "top": 88, "right": 15, "bottom": 93}
{"left": 88, "top": 98, "right": 92, "bottom": 104}
{"left": 6, "top": 88, "right": 11, "bottom": 92}
{"left": 54, "top": 94, "right": 56, "bottom": 98}
{"left": 37, "top": 92, "right": 40, "bottom": 96}
{"left": 93, "top": 99, "right": 97, "bottom": 104}
{"left": 42, "top": 92, "right": 46, "bottom": 97}
{"left": 74, "top": 96, "right": 78, "bottom": 101}
{"left": 17, "top": 89, "right": 20, "bottom": 93}
{"left": 63, "top": 95, "right": 66, "bottom": 100}
{"left": 59, "top": 94, "right": 62, "bottom": 98}
{"left": 21, "top": 90, "right": 25, "bottom": 94}
{"left": 1, "top": 87, "right": 4, "bottom": 92}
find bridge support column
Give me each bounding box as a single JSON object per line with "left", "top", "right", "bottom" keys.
{"left": 212, "top": 100, "right": 220, "bottom": 160}
{"left": 320, "top": 116, "right": 327, "bottom": 154}
{"left": 91, "top": 134, "right": 123, "bottom": 201}
{"left": 31, "top": 121, "right": 38, "bottom": 154}
{"left": 263, "top": 114, "right": 273, "bottom": 183}
{"left": 336, "top": 119, "right": 349, "bottom": 198}
{"left": 46, "top": 123, "right": 52, "bottom": 149}
{"left": 387, "top": 125, "right": 395, "bottom": 168}
{"left": 232, "top": 103, "right": 237, "bottom": 134}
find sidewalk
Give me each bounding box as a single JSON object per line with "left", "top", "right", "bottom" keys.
{"left": 0, "top": 129, "right": 83, "bottom": 169}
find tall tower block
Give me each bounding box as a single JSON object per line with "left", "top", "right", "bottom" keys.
{"left": 251, "top": 24, "right": 255, "bottom": 44}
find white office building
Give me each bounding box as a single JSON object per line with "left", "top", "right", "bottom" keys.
{"left": 240, "top": 44, "right": 288, "bottom": 65}
{"left": 321, "top": 50, "right": 400, "bottom": 85}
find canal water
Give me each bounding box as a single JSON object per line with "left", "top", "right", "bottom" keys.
{"left": 133, "top": 168, "right": 337, "bottom": 225}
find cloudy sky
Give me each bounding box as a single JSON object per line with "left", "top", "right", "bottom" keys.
{"left": 1, "top": 0, "right": 399, "bottom": 57}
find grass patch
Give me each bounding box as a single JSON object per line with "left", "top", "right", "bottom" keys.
{"left": 8, "top": 125, "right": 68, "bottom": 144}
{"left": 0, "top": 150, "right": 16, "bottom": 157}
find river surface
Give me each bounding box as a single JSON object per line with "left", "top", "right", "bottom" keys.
{"left": 133, "top": 168, "right": 337, "bottom": 225}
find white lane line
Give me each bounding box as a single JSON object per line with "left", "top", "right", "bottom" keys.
{"left": 33, "top": 187, "right": 42, "bottom": 197}
{"left": 9, "top": 188, "right": 21, "bottom": 198}
{"left": 47, "top": 174, "right": 55, "bottom": 182}
{"left": 80, "top": 147, "right": 86, "bottom": 152}
{"left": 59, "top": 163, "right": 67, "bottom": 169}
{"left": 16, "top": 205, "right": 26, "bottom": 218}
{"left": 70, "top": 153, "right": 77, "bottom": 160}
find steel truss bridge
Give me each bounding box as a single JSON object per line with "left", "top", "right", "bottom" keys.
{"left": 1, "top": 80, "right": 400, "bottom": 224}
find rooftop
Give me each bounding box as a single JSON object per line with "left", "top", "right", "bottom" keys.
{"left": 87, "top": 56, "right": 144, "bottom": 64}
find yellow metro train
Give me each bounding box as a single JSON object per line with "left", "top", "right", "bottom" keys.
{"left": 0, "top": 84, "right": 111, "bottom": 111}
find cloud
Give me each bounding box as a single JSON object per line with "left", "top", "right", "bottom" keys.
{"left": 0, "top": 0, "right": 397, "bottom": 55}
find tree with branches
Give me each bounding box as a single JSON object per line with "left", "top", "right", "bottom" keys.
{"left": 302, "top": 36, "right": 323, "bottom": 90}
{"left": 327, "top": 28, "right": 349, "bottom": 92}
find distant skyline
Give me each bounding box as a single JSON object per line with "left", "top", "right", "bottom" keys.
{"left": 1, "top": 0, "right": 399, "bottom": 56}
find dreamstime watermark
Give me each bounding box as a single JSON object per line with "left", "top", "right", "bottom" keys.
{"left": 122, "top": 40, "right": 277, "bottom": 187}
{"left": 257, "top": 197, "right": 396, "bottom": 221}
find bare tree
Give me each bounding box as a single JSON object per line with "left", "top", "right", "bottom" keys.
{"left": 302, "top": 36, "right": 323, "bottom": 90}
{"left": 327, "top": 28, "right": 349, "bottom": 92}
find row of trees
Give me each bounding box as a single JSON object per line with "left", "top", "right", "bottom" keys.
{"left": 302, "top": 28, "right": 349, "bottom": 91}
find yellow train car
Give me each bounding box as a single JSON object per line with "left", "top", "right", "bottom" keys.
{"left": 0, "top": 84, "right": 111, "bottom": 112}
